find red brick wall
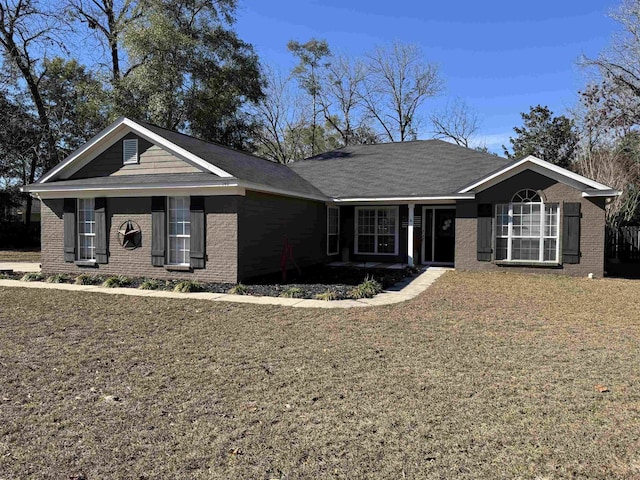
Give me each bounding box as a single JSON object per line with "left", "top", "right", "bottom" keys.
{"left": 455, "top": 170, "right": 607, "bottom": 277}
{"left": 41, "top": 196, "right": 239, "bottom": 283}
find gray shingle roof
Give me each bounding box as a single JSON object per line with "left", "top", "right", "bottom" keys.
{"left": 288, "top": 140, "right": 511, "bottom": 198}
{"left": 137, "top": 122, "right": 327, "bottom": 198}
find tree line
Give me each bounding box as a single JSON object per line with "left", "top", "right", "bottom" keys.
{"left": 1, "top": 0, "right": 640, "bottom": 229}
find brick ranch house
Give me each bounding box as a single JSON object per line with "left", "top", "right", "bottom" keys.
{"left": 23, "top": 117, "right": 619, "bottom": 282}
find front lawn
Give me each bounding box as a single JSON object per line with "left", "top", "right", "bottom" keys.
{"left": 0, "top": 249, "right": 40, "bottom": 263}
{"left": 1, "top": 271, "right": 640, "bottom": 479}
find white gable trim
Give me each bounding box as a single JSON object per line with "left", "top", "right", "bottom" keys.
{"left": 38, "top": 117, "right": 234, "bottom": 183}
{"left": 458, "top": 155, "right": 614, "bottom": 194}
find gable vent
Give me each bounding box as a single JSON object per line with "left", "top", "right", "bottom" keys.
{"left": 123, "top": 139, "right": 139, "bottom": 165}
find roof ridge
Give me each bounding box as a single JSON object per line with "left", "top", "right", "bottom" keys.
{"left": 135, "top": 119, "right": 290, "bottom": 168}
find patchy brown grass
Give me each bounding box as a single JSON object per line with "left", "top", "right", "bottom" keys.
{"left": 0, "top": 249, "right": 40, "bottom": 263}
{"left": 1, "top": 271, "right": 640, "bottom": 479}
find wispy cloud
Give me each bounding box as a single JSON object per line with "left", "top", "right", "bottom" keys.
{"left": 473, "top": 132, "right": 512, "bottom": 155}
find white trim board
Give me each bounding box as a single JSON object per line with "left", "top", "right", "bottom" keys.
{"left": 332, "top": 195, "right": 472, "bottom": 205}
{"left": 38, "top": 117, "right": 234, "bottom": 183}
{"left": 23, "top": 179, "right": 329, "bottom": 203}
{"left": 458, "top": 156, "right": 615, "bottom": 194}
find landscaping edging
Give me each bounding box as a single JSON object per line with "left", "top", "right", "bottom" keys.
{"left": 0, "top": 268, "right": 450, "bottom": 308}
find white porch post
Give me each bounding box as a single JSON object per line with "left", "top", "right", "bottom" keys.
{"left": 407, "top": 204, "right": 415, "bottom": 267}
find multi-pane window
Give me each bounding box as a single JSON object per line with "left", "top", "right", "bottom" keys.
{"left": 495, "top": 189, "right": 559, "bottom": 263}
{"left": 355, "top": 207, "right": 398, "bottom": 255}
{"left": 327, "top": 206, "right": 340, "bottom": 255}
{"left": 77, "top": 198, "right": 95, "bottom": 261}
{"left": 168, "top": 196, "right": 190, "bottom": 265}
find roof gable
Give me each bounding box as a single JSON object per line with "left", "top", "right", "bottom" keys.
{"left": 458, "top": 155, "right": 618, "bottom": 197}
{"left": 68, "top": 131, "right": 203, "bottom": 179}
{"left": 38, "top": 117, "right": 233, "bottom": 184}
{"left": 35, "top": 117, "right": 327, "bottom": 200}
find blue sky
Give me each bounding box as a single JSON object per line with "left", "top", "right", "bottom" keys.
{"left": 234, "top": 0, "right": 620, "bottom": 153}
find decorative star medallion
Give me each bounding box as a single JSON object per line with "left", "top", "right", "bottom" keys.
{"left": 117, "top": 220, "right": 142, "bottom": 250}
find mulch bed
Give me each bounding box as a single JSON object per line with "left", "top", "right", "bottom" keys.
{"left": 4, "top": 265, "right": 417, "bottom": 300}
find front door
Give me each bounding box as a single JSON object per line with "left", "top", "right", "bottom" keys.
{"left": 422, "top": 207, "right": 455, "bottom": 264}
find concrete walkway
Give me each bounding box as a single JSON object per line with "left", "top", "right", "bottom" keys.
{"left": 0, "top": 264, "right": 450, "bottom": 308}
{"left": 0, "top": 262, "right": 40, "bottom": 273}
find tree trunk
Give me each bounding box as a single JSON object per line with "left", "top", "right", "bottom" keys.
{"left": 24, "top": 149, "right": 38, "bottom": 227}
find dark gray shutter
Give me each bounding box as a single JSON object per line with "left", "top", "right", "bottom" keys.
{"left": 477, "top": 203, "right": 493, "bottom": 262}
{"left": 63, "top": 198, "right": 76, "bottom": 262}
{"left": 190, "top": 196, "right": 206, "bottom": 269}
{"left": 151, "top": 196, "right": 166, "bottom": 267}
{"left": 95, "top": 197, "right": 108, "bottom": 264}
{"left": 563, "top": 202, "right": 581, "bottom": 264}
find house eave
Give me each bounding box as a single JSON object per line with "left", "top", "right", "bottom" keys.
{"left": 581, "top": 189, "right": 622, "bottom": 198}
{"left": 331, "top": 194, "right": 475, "bottom": 205}
{"left": 22, "top": 179, "right": 329, "bottom": 202}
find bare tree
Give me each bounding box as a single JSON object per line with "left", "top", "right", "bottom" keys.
{"left": 576, "top": 147, "right": 640, "bottom": 226}
{"left": 65, "top": 0, "right": 143, "bottom": 82}
{"left": 318, "top": 54, "right": 373, "bottom": 145}
{"left": 580, "top": 0, "right": 640, "bottom": 132}
{"left": 361, "top": 42, "right": 443, "bottom": 142}
{"left": 0, "top": 0, "right": 63, "bottom": 172}
{"left": 252, "top": 66, "right": 307, "bottom": 164}
{"left": 431, "top": 98, "right": 480, "bottom": 148}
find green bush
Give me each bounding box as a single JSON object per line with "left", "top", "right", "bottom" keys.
{"left": 173, "top": 280, "right": 203, "bottom": 293}
{"left": 349, "top": 275, "right": 383, "bottom": 299}
{"left": 315, "top": 289, "right": 339, "bottom": 301}
{"left": 46, "top": 273, "right": 68, "bottom": 284}
{"left": 102, "top": 276, "right": 132, "bottom": 288}
{"left": 139, "top": 279, "right": 162, "bottom": 290}
{"left": 21, "top": 272, "right": 43, "bottom": 282}
{"left": 228, "top": 283, "right": 248, "bottom": 295}
{"left": 75, "top": 274, "right": 92, "bottom": 285}
{"left": 280, "top": 286, "right": 304, "bottom": 298}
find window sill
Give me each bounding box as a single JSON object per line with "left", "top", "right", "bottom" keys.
{"left": 164, "top": 265, "right": 192, "bottom": 272}
{"left": 74, "top": 260, "right": 98, "bottom": 268}
{"left": 495, "top": 260, "right": 561, "bottom": 268}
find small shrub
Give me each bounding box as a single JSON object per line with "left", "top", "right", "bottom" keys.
{"left": 280, "top": 286, "right": 304, "bottom": 298}
{"left": 173, "top": 280, "right": 203, "bottom": 293}
{"left": 21, "top": 272, "right": 43, "bottom": 282}
{"left": 75, "top": 274, "right": 93, "bottom": 285}
{"left": 139, "top": 279, "right": 162, "bottom": 290}
{"left": 46, "top": 273, "right": 68, "bottom": 284}
{"left": 228, "top": 283, "right": 248, "bottom": 295}
{"left": 102, "top": 275, "right": 131, "bottom": 288}
{"left": 315, "top": 289, "right": 339, "bottom": 301}
{"left": 349, "top": 275, "right": 383, "bottom": 299}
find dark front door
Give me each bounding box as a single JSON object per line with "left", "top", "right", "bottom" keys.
{"left": 422, "top": 207, "right": 456, "bottom": 264}
{"left": 433, "top": 208, "right": 455, "bottom": 263}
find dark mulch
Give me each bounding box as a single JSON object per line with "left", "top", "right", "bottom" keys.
{"left": 9, "top": 265, "right": 416, "bottom": 299}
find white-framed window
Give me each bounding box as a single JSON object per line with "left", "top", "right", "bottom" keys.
{"left": 167, "top": 196, "right": 190, "bottom": 265}
{"left": 355, "top": 206, "right": 399, "bottom": 255}
{"left": 327, "top": 206, "right": 340, "bottom": 255}
{"left": 77, "top": 198, "right": 96, "bottom": 261}
{"left": 495, "top": 189, "right": 560, "bottom": 263}
{"left": 123, "top": 139, "right": 139, "bottom": 165}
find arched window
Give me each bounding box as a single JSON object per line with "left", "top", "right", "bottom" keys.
{"left": 511, "top": 189, "right": 541, "bottom": 203}
{"left": 495, "top": 189, "right": 559, "bottom": 263}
